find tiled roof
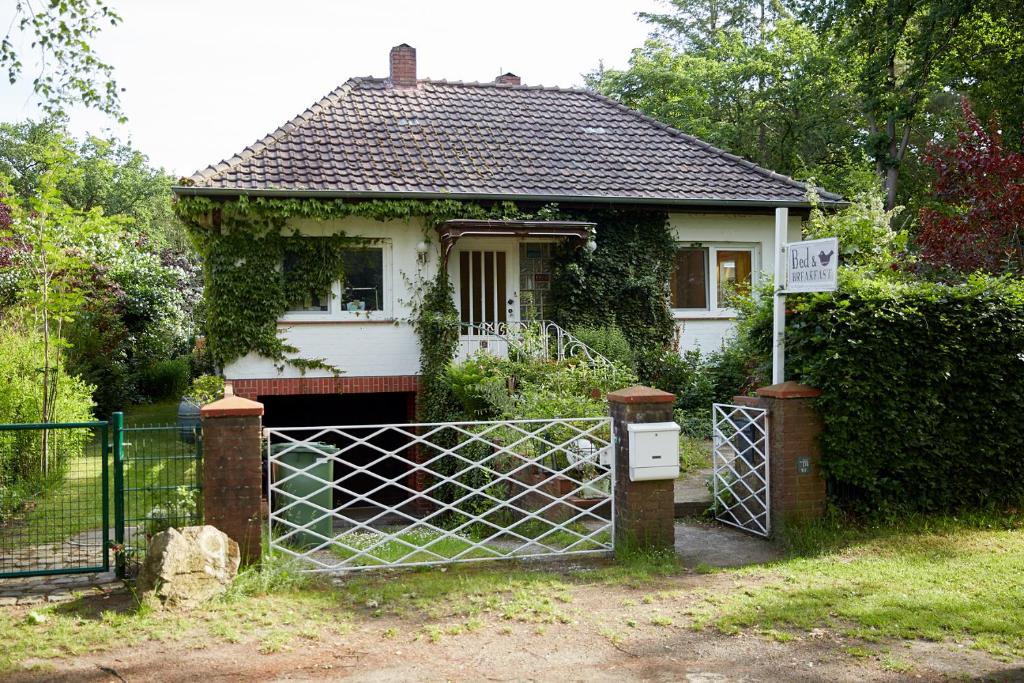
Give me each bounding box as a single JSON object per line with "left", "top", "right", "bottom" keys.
{"left": 179, "top": 78, "right": 843, "bottom": 206}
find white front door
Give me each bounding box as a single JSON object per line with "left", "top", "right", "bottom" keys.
{"left": 450, "top": 239, "right": 519, "bottom": 358}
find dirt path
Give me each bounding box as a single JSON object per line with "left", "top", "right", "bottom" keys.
{"left": 4, "top": 570, "right": 1019, "bottom": 683}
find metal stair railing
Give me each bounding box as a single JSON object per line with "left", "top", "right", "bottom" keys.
{"left": 462, "top": 320, "right": 611, "bottom": 366}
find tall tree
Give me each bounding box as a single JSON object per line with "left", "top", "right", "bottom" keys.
{"left": 588, "top": 9, "right": 875, "bottom": 199}
{"left": 1, "top": 0, "right": 123, "bottom": 120}
{"left": 0, "top": 144, "right": 118, "bottom": 463}
{"left": 798, "top": 0, "right": 978, "bottom": 210}
{"left": 0, "top": 120, "right": 186, "bottom": 249}
{"left": 917, "top": 100, "right": 1024, "bottom": 274}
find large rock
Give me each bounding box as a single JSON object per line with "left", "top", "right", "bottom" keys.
{"left": 136, "top": 525, "right": 240, "bottom": 608}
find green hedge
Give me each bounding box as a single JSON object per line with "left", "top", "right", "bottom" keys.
{"left": 783, "top": 274, "right": 1024, "bottom": 514}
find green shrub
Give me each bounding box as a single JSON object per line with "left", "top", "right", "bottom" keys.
{"left": 137, "top": 357, "right": 190, "bottom": 401}
{"left": 0, "top": 321, "right": 95, "bottom": 521}
{"left": 570, "top": 324, "right": 636, "bottom": 368}
{"left": 674, "top": 407, "right": 713, "bottom": 440}
{"left": 775, "top": 273, "right": 1024, "bottom": 514}
{"left": 185, "top": 374, "right": 225, "bottom": 405}
{"left": 636, "top": 348, "right": 716, "bottom": 410}
{"left": 443, "top": 353, "right": 515, "bottom": 419}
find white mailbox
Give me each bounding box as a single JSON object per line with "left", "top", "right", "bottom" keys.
{"left": 626, "top": 422, "right": 680, "bottom": 481}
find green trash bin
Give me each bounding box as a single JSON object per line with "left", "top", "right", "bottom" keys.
{"left": 271, "top": 441, "right": 338, "bottom": 548}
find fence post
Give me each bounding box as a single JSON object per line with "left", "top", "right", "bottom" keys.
{"left": 112, "top": 411, "right": 125, "bottom": 578}
{"left": 755, "top": 381, "right": 826, "bottom": 527}
{"left": 607, "top": 386, "right": 677, "bottom": 553}
{"left": 200, "top": 395, "right": 265, "bottom": 564}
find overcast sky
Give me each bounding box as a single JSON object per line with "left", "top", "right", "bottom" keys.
{"left": 1, "top": 0, "right": 660, "bottom": 177}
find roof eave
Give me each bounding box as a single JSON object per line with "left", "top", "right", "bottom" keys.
{"left": 170, "top": 186, "right": 849, "bottom": 210}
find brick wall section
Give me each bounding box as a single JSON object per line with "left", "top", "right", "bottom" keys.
{"left": 754, "top": 382, "right": 826, "bottom": 527}
{"left": 230, "top": 375, "right": 419, "bottom": 400}
{"left": 389, "top": 44, "right": 417, "bottom": 87}
{"left": 201, "top": 396, "right": 265, "bottom": 564}
{"left": 607, "top": 386, "right": 676, "bottom": 552}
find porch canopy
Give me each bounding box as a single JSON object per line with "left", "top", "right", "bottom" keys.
{"left": 437, "top": 219, "right": 595, "bottom": 262}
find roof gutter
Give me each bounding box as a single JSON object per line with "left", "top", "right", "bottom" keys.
{"left": 170, "top": 186, "right": 848, "bottom": 209}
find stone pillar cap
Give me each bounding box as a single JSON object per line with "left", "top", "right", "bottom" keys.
{"left": 201, "top": 395, "right": 265, "bottom": 418}
{"left": 756, "top": 381, "right": 821, "bottom": 399}
{"left": 606, "top": 385, "right": 676, "bottom": 404}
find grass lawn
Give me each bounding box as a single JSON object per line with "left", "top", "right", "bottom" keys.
{"left": 319, "top": 525, "right": 611, "bottom": 567}
{"left": 0, "top": 513, "right": 1022, "bottom": 676}
{"left": 0, "top": 400, "right": 196, "bottom": 548}
{"left": 693, "top": 511, "right": 1024, "bottom": 660}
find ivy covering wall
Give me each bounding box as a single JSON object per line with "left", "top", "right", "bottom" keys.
{"left": 174, "top": 196, "right": 678, "bottom": 419}
{"left": 174, "top": 195, "right": 538, "bottom": 372}
{"left": 550, "top": 207, "right": 676, "bottom": 352}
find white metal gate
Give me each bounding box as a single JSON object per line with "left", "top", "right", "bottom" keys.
{"left": 712, "top": 404, "right": 770, "bottom": 537}
{"left": 265, "top": 418, "right": 614, "bottom": 571}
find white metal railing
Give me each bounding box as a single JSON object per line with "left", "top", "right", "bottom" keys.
{"left": 460, "top": 320, "right": 611, "bottom": 366}
{"left": 265, "top": 417, "right": 614, "bottom": 572}
{"left": 712, "top": 404, "right": 770, "bottom": 537}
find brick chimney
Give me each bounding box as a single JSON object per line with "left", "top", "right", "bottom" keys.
{"left": 495, "top": 72, "right": 521, "bottom": 86}
{"left": 389, "top": 44, "right": 417, "bottom": 88}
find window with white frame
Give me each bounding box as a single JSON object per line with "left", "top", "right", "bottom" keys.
{"left": 282, "top": 242, "right": 390, "bottom": 320}
{"left": 670, "top": 243, "right": 756, "bottom": 313}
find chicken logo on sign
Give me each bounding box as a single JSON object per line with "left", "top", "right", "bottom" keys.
{"left": 786, "top": 237, "right": 838, "bottom": 293}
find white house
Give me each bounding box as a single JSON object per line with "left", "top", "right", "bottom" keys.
{"left": 173, "top": 44, "right": 842, "bottom": 425}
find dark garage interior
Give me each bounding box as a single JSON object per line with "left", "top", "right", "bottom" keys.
{"left": 261, "top": 392, "right": 417, "bottom": 509}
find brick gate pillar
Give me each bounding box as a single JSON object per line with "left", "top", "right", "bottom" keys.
{"left": 607, "top": 386, "right": 677, "bottom": 553}
{"left": 755, "top": 381, "right": 826, "bottom": 527}
{"left": 200, "top": 395, "right": 265, "bottom": 564}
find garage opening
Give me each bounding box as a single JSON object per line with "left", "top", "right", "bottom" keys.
{"left": 261, "top": 392, "right": 417, "bottom": 510}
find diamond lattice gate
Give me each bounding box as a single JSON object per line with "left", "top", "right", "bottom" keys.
{"left": 712, "top": 404, "right": 770, "bottom": 537}
{"left": 265, "top": 418, "right": 614, "bottom": 571}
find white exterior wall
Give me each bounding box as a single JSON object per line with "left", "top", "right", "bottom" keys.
{"left": 668, "top": 212, "right": 803, "bottom": 354}
{"left": 224, "top": 216, "right": 437, "bottom": 380}
{"left": 223, "top": 210, "right": 805, "bottom": 379}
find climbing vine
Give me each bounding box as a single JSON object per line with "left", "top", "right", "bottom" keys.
{"left": 174, "top": 195, "right": 674, "bottom": 393}
{"left": 549, "top": 207, "right": 676, "bottom": 353}
{"left": 174, "top": 194, "right": 551, "bottom": 373}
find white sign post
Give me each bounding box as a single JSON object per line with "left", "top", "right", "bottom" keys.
{"left": 772, "top": 210, "right": 838, "bottom": 385}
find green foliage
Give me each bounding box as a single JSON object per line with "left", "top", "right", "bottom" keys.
{"left": 176, "top": 195, "right": 541, "bottom": 374}
{"left": 143, "top": 485, "right": 199, "bottom": 537}
{"left": 589, "top": 17, "right": 875, "bottom": 201}
{"left": 186, "top": 374, "right": 225, "bottom": 405}
{"left": 0, "top": 121, "right": 189, "bottom": 250}
{"left": 414, "top": 267, "right": 462, "bottom": 422}
{"left": 805, "top": 190, "right": 910, "bottom": 274}
{"left": 550, "top": 208, "right": 675, "bottom": 354}
{"left": 136, "top": 358, "right": 191, "bottom": 401}
{"left": 570, "top": 324, "right": 636, "bottom": 368}
{"left": 2, "top": 122, "right": 201, "bottom": 413}
{"left": 0, "top": 319, "right": 95, "bottom": 521}
{"left": 444, "top": 353, "right": 638, "bottom": 424}
{"left": 778, "top": 273, "right": 1024, "bottom": 514}
{"left": 443, "top": 353, "right": 513, "bottom": 419}
{"left": 0, "top": 1, "right": 124, "bottom": 120}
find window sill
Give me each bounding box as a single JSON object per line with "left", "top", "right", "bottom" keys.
{"left": 277, "top": 318, "right": 398, "bottom": 326}
{"left": 672, "top": 310, "right": 739, "bottom": 321}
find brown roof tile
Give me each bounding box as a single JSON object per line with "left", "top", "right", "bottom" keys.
{"left": 177, "top": 78, "right": 843, "bottom": 206}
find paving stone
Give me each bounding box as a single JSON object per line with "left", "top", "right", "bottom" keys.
{"left": 46, "top": 592, "right": 74, "bottom": 603}
{"left": 0, "top": 597, "right": 17, "bottom": 607}
{"left": 16, "top": 595, "right": 43, "bottom": 605}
